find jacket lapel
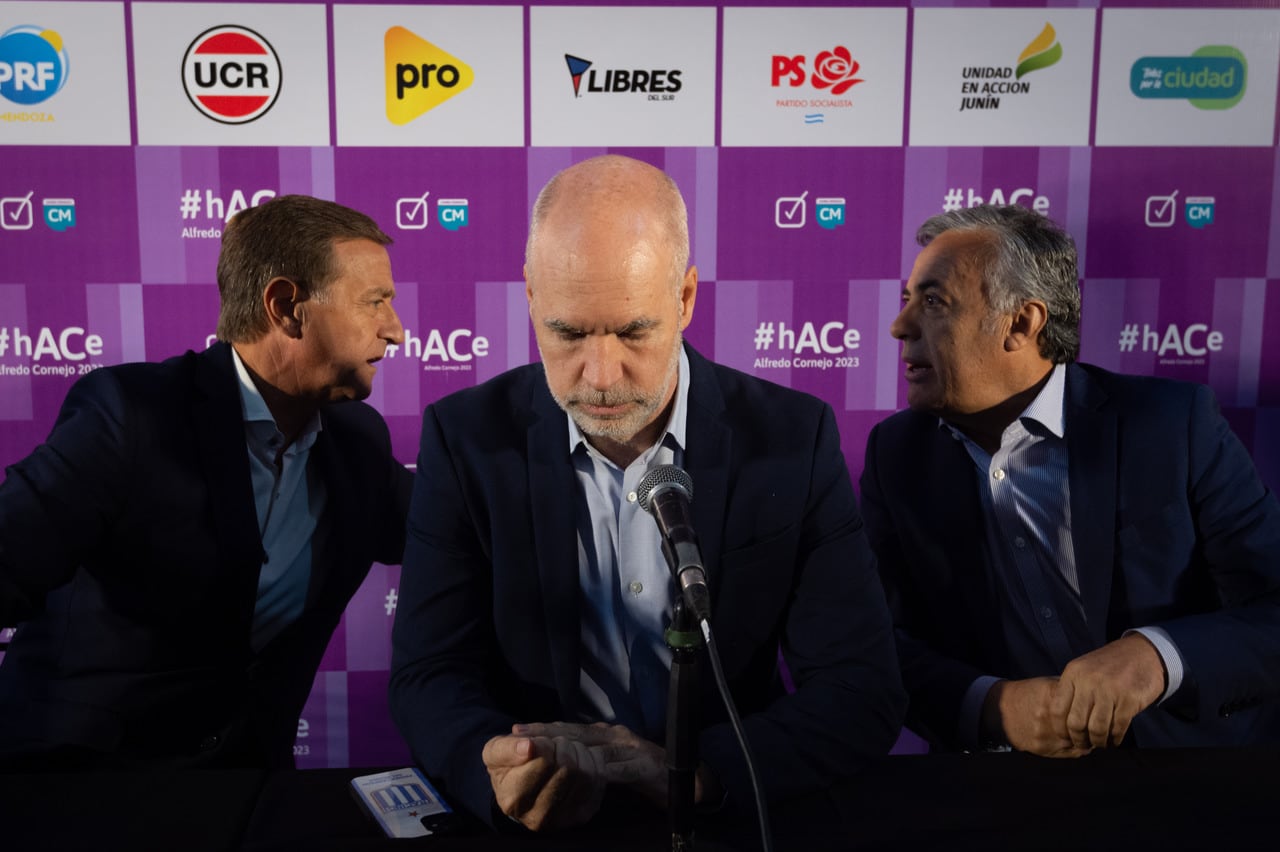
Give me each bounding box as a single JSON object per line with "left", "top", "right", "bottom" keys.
{"left": 191, "top": 343, "right": 262, "bottom": 635}
{"left": 922, "top": 422, "right": 1010, "bottom": 664}
{"left": 1065, "top": 364, "right": 1118, "bottom": 647}
{"left": 526, "top": 380, "right": 583, "bottom": 711}
{"left": 682, "top": 346, "right": 731, "bottom": 598}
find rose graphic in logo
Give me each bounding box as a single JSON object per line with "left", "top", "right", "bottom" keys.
{"left": 811, "top": 46, "right": 863, "bottom": 96}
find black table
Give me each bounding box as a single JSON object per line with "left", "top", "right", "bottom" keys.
{"left": 3, "top": 747, "right": 1278, "bottom": 851}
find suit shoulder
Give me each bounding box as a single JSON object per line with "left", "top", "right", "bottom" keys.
{"left": 707, "top": 359, "right": 829, "bottom": 419}
{"left": 427, "top": 363, "right": 546, "bottom": 427}
{"left": 70, "top": 350, "right": 201, "bottom": 405}
{"left": 1073, "top": 362, "right": 1207, "bottom": 413}
{"left": 865, "top": 406, "right": 937, "bottom": 449}
{"left": 323, "top": 398, "right": 393, "bottom": 441}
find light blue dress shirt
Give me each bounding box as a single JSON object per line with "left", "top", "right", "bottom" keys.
{"left": 568, "top": 348, "right": 691, "bottom": 741}
{"left": 231, "top": 347, "right": 324, "bottom": 652}
{"left": 950, "top": 364, "right": 1185, "bottom": 747}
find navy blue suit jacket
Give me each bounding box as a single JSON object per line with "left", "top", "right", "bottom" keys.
{"left": 390, "top": 344, "right": 905, "bottom": 824}
{"left": 0, "top": 342, "right": 411, "bottom": 768}
{"left": 861, "top": 363, "right": 1280, "bottom": 750}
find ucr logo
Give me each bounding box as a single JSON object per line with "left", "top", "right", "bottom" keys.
{"left": 0, "top": 25, "right": 69, "bottom": 106}
{"left": 182, "top": 25, "right": 281, "bottom": 124}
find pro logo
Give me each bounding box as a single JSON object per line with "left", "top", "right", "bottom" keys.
{"left": 385, "top": 26, "right": 473, "bottom": 125}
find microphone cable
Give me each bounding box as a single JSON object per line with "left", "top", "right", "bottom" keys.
{"left": 699, "top": 616, "right": 774, "bottom": 852}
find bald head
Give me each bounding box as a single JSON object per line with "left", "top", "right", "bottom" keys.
{"left": 522, "top": 155, "right": 698, "bottom": 467}
{"left": 525, "top": 155, "right": 690, "bottom": 290}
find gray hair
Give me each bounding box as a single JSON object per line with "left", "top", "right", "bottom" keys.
{"left": 525, "top": 155, "right": 690, "bottom": 290}
{"left": 917, "top": 204, "right": 1081, "bottom": 364}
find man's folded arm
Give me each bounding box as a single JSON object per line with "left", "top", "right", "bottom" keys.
{"left": 389, "top": 405, "right": 516, "bottom": 826}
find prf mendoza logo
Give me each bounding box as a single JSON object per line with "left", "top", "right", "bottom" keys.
{"left": 0, "top": 25, "right": 69, "bottom": 106}
{"left": 182, "top": 25, "right": 281, "bottom": 124}
{"left": 1130, "top": 46, "right": 1246, "bottom": 110}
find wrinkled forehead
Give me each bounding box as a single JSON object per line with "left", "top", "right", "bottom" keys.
{"left": 910, "top": 230, "right": 992, "bottom": 294}
{"left": 531, "top": 207, "right": 675, "bottom": 283}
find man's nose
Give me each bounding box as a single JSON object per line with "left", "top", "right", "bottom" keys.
{"left": 890, "top": 302, "right": 916, "bottom": 341}
{"left": 383, "top": 304, "right": 405, "bottom": 346}
{"left": 581, "top": 335, "right": 623, "bottom": 390}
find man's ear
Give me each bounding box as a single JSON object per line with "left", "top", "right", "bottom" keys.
{"left": 263, "top": 277, "right": 303, "bottom": 339}
{"left": 677, "top": 265, "right": 698, "bottom": 331}
{"left": 1006, "top": 299, "right": 1048, "bottom": 353}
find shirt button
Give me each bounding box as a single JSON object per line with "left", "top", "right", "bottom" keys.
{"left": 1040, "top": 606, "right": 1053, "bottom": 620}
{"left": 629, "top": 581, "right": 643, "bottom": 595}
{"left": 1014, "top": 536, "right": 1027, "bottom": 549}
{"left": 992, "top": 469, "right": 1006, "bottom": 481}
{"left": 627, "top": 491, "right": 638, "bottom": 503}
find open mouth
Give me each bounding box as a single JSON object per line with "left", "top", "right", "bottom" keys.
{"left": 903, "top": 360, "right": 933, "bottom": 380}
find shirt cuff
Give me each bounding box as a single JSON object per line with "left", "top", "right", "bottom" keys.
{"left": 1126, "top": 626, "right": 1185, "bottom": 704}
{"left": 960, "top": 675, "right": 1004, "bottom": 751}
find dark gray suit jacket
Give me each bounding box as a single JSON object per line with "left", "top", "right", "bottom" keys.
{"left": 390, "top": 343, "right": 905, "bottom": 824}
{"left": 0, "top": 342, "right": 411, "bottom": 768}
{"left": 861, "top": 363, "right": 1280, "bottom": 750}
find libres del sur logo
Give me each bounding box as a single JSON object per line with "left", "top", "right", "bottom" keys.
{"left": 1130, "top": 45, "right": 1246, "bottom": 110}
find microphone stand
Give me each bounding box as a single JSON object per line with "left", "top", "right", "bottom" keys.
{"left": 664, "top": 597, "right": 701, "bottom": 851}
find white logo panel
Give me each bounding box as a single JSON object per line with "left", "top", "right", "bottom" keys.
{"left": 1095, "top": 9, "right": 1280, "bottom": 147}
{"left": 132, "top": 2, "right": 329, "bottom": 146}
{"left": 530, "top": 6, "right": 715, "bottom": 147}
{"left": 910, "top": 9, "right": 1096, "bottom": 147}
{"left": 0, "top": 1, "right": 130, "bottom": 145}
{"left": 721, "top": 7, "right": 906, "bottom": 148}
{"left": 332, "top": 4, "right": 523, "bottom": 147}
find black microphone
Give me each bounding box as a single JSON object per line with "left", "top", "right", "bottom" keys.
{"left": 636, "top": 465, "right": 711, "bottom": 623}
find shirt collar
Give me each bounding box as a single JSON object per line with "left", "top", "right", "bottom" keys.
{"left": 230, "top": 345, "right": 323, "bottom": 448}
{"left": 565, "top": 345, "right": 691, "bottom": 459}
{"left": 939, "top": 362, "right": 1067, "bottom": 441}
{"left": 1020, "top": 362, "right": 1067, "bottom": 439}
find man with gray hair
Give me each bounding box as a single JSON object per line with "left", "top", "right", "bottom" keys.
{"left": 861, "top": 204, "right": 1280, "bottom": 756}
{"left": 390, "top": 155, "right": 905, "bottom": 832}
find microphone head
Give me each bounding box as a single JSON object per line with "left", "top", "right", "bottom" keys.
{"left": 636, "top": 465, "right": 693, "bottom": 513}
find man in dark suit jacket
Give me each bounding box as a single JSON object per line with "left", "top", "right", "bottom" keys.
{"left": 861, "top": 204, "right": 1280, "bottom": 756}
{"left": 390, "top": 155, "right": 904, "bottom": 831}
{"left": 0, "top": 195, "right": 412, "bottom": 769}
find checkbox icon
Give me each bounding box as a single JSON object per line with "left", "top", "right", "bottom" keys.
{"left": 1145, "top": 191, "right": 1178, "bottom": 228}
{"left": 396, "top": 192, "right": 430, "bottom": 230}
{"left": 1, "top": 191, "right": 35, "bottom": 231}
{"left": 775, "top": 192, "right": 808, "bottom": 229}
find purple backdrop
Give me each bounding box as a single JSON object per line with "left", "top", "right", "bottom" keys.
{"left": 3, "top": 0, "right": 1279, "bottom": 767}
